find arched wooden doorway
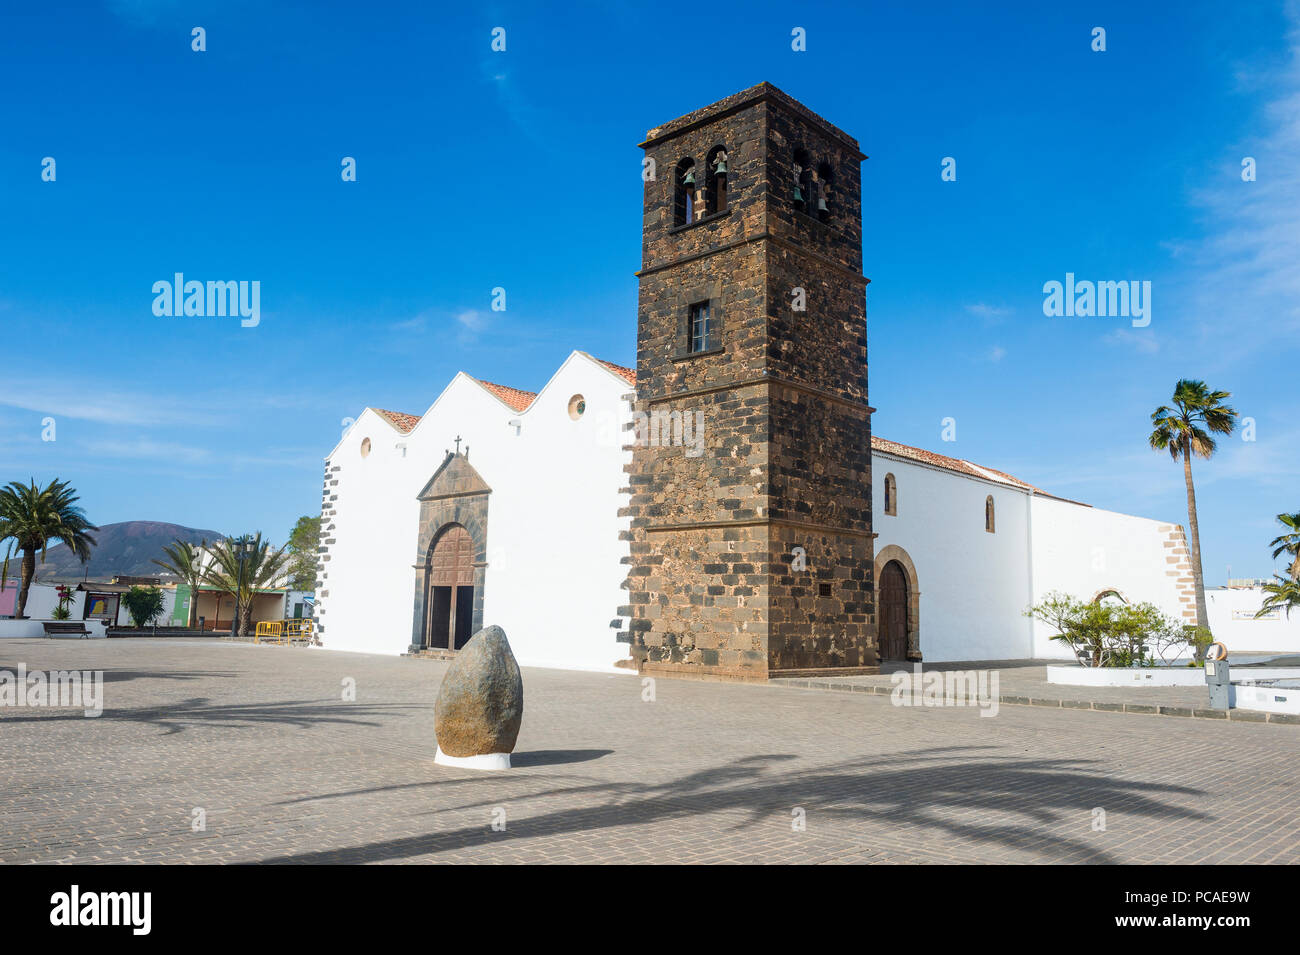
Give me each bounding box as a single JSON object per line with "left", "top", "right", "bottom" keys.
{"left": 878, "top": 559, "right": 909, "bottom": 661}
{"left": 424, "top": 524, "right": 475, "bottom": 650}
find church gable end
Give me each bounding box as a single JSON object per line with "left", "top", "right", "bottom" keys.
{"left": 417, "top": 451, "right": 493, "bottom": 502}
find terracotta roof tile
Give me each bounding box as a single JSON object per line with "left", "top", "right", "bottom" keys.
{"left": 372, "top": 408, "right": 422, "bottom": 433}
{"left": 475, "top": 378, "right": 537, "bottom": 412}
{"left": 366, "top": 365, "right": 1078, "bottom": 503}
{"left": 870, "top": 435, "right": 1077, "bottom": 502}
{"left": 587, "top": 354, "right": 637, "bottom": 386}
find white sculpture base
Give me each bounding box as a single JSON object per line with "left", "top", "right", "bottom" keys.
{"left": 434, "top": 746, "right": 511, "bottom": 771}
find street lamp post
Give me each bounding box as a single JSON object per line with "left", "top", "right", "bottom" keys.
{"left": 231, "top": 535, "right": 253, "bottom": 637}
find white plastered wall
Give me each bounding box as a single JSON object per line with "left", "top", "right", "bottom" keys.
{"left": 871, "top": 454, "right": 1034, "bottom": 662}
{"left": 317, "top": 352, "right": 633, "bottom": 672}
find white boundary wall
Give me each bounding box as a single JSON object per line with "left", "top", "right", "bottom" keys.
{"left": 1205, "top": 587, "right": 1300, "bottom": 653}
{"left": 1029, "top": 497, "right": 1191, "bottom": 658}
{"left": 872, "top": 454, "right": 1193, "bottom": 663}
{"left": 871, "top": 454, "right": 1033, "bottom": 662}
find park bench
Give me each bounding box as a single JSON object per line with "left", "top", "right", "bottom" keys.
{"left": 42, "top": 621, "right": 93, "bottom": 639}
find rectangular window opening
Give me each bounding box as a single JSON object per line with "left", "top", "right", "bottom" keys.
{"left": 688, "top": 301, "right": 713, "bottom": 354}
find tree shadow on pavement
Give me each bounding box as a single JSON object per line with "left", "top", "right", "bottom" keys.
{"left": 0, "top": 697, "right": 427, "bottom": 735}
{"left": 257, "top": 747, "right": 1208, "bottom": 864}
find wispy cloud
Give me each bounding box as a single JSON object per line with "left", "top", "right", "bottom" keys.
{"left": 1181, "top": 3, "right": 1300, "bottom": 347}
{"left": 1103, "top": 328, "right": 1160, "bottom": 354}
{"left": 83, "top": 437, "right": 212, "bottom": 465}
{"left": 390, "top": 314, "right": 429, "bottom": 332}
{"left": 965, "top": 303, "right": 1011, "bottom": 321}
{"left": 384, "top": 307, "right": 491, "bottom": 346}
{"left": 481, "top": 61, "right": 551, "bottom": 148}
{"left": 456, "top": 308, "right": 488, "bottom": 344}
{"left": 1021, "top": 447, "right": 1176, "bottom": 503}
{"left": 1194, "top": 425, "right": 1300, "bottom": 489}
{"left": 0, "top": 382, "right": 227, "bottom": 428}
{"left": 80, "top": 436, "right": 321, "bottom": 474}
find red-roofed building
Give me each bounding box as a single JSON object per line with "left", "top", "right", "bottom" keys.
{"left": 316, "top": 86, "right": 1201, "bottom": 676}
{"left": 317, "top": 344, "right": 1197, "bottom": 671}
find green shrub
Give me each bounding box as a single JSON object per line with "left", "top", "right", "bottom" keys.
{"left": 1025, "top": 591, "right": 1189, "bottom": 667}
{"left": 1183, "top": 626, "right": 1213, "bottom": 663}
{"left": 121, "top": 586, "right": 164, "bottom": 628}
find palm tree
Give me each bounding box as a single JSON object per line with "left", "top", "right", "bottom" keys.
{"left": 121, "top": 585, "right": 165, "bottom": 628}
{"left": 1256, "top": 575, "right": 1300, "bottom": 620}
{"left": 201, "top": 534, "right": 291, "bottom": 636}
{"left": 1267, "top": 512, "right": 1300, "bottom": 581}
{"left": 1149, "top": 380, "right": 1238, "bottom": 634}
{"left": 152, "top": 539, "right": 208, "bottom": 628}
{"left": 0, "top": 479, "right": 98, "bottom": 619}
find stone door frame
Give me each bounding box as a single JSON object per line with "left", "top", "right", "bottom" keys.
{"left": 873, "top": 544, "right": 921, "bottom": 661}
{"left": 409, "top": 452, "right": 490, "bottom": 654}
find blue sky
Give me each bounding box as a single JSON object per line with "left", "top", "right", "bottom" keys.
{"left": 1, "top": 0, "right": 1296, "bottom": 582}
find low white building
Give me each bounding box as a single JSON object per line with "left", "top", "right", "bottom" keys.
{"left": 1204, "top": 586, "right": 1300, "bottom": 653}
{"left": 870, "top": 438, "right": 1199, "bottom": 661}
{"left": 315, "top": 351, "right": 1294, "bottom": 671}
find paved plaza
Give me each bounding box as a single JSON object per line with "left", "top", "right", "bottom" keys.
{"left": 2, "top": 638, "right": 1298, "bottom": 864}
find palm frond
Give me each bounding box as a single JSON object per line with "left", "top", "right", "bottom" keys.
{"left": 1257, "top": 575, "right": 1300, "bottom": 620}
{"left": 0, "top": 478, "right": 98, "bottom": 608}
{"left": 1148, "top": 380, "right": 1237, "bottom": 462}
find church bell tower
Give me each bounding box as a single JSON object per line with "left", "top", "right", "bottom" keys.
{"left": 619, "top": 83, "right": 879, "bottom": 680}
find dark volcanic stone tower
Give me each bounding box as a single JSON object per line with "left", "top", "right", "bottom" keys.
{"left": 620, "top": 83, "right": 879, "bottom": 681}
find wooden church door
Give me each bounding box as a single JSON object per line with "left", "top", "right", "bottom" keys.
{"left": 426, "top": 524, "right": 474, "bottom": 650}
{"left": 879, "top": 560, "right": 908, "bottom": 661}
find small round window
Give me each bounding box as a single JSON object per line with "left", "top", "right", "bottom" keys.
{"left": 567, "top": 394, "right": 586, "bottom": 420}
{"left": 360, "top": 437, "right": 372, "bottom": 458}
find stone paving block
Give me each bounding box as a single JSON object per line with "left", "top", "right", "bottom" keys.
{"left": 1, "top": 639, "right": 1297, "bottom": 865}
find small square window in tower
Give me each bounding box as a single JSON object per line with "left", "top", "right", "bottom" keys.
{"left": 688, "top": 301, "right": 713, "bottom": 353}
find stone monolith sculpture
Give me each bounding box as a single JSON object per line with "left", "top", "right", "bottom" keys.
{"left": 433, "top": 625, "right": 523, "bottom": 770}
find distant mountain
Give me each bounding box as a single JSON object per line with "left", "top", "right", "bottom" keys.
{"left": 34, "top": 521, "right": 223, "bottom": 583}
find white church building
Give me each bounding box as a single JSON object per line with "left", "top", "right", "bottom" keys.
{"left": 314, "top": 349, "right": 1200, "bottom": 672}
